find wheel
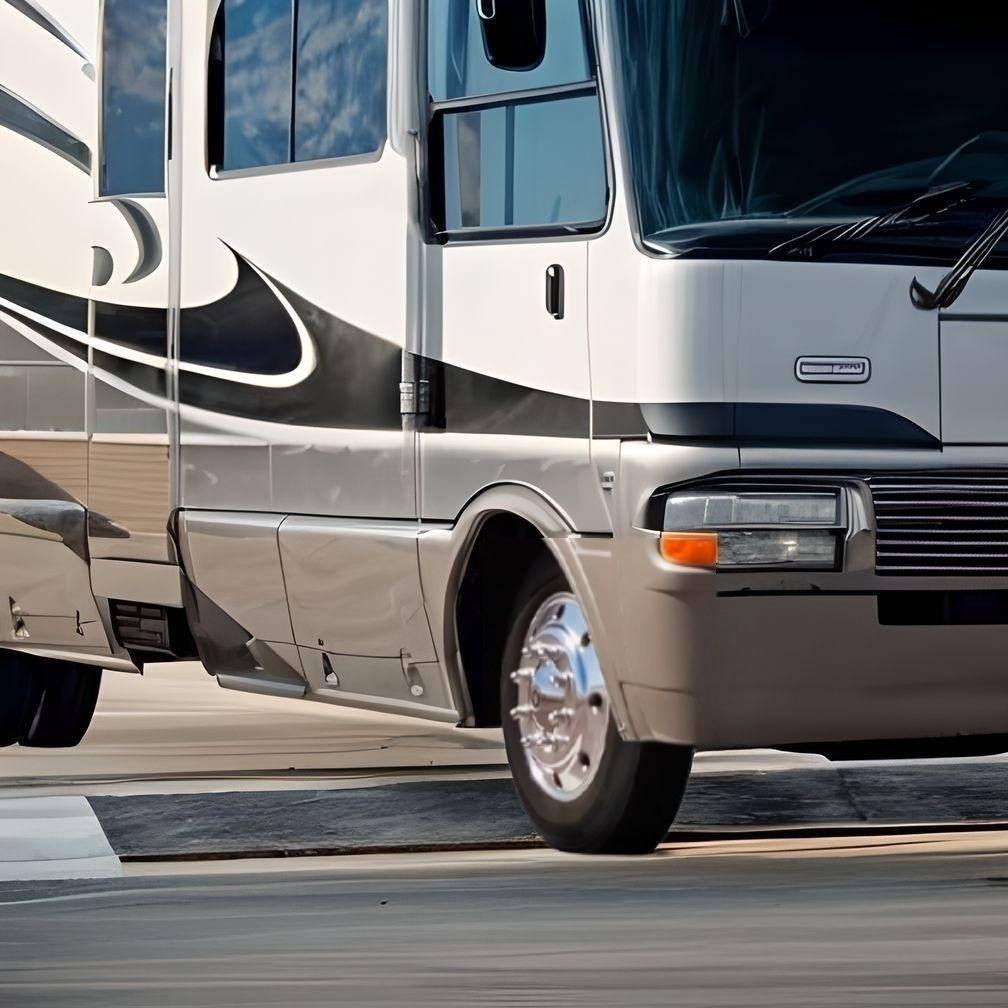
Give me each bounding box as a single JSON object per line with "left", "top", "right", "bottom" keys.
{"left": 501, "top": 562, "right": 694, "bottom": 855}
{"left": 0, "top": 652, "right": 44, "bottom": 746}
{"left": 20, "top": 659, "right": 102, "bottom": 748}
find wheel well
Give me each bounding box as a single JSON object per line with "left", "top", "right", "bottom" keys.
{"left": 455, "top": 512, "right": 558, "bottom": 728}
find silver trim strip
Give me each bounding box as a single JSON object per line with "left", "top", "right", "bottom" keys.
{"left": 0, "top": 644, "right": 138, "bottom": 673}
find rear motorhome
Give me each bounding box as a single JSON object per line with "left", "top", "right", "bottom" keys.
{"left": 3, "top": 0, "right": 1008, "bottom": 853}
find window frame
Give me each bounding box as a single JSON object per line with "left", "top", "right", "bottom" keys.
{"left": 206, "top": 0, "right": 391, "bottom": 180}
{"left": 97, "top": 0, "right": 170, "bottom": 199}
{"left": 421, "top": 0, "right": 613, "bottom": 244}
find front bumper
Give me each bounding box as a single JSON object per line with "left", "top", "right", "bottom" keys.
{"left": 579, "top": 443, "right": 1008, "bottom": 749}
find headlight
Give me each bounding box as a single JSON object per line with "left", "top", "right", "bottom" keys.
{"left": 658, "top": 490, "right": 844, "bottom": 571}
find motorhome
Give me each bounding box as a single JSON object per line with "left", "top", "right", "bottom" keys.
{"left": 3, "top": 0, "right": 1008, "bottom": 853}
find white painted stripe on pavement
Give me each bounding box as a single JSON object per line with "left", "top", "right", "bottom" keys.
{"left": 0, "top": 796, "right": 123, "bottom": 881}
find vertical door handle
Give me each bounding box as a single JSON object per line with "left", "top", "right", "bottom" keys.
{"left": 546, "top": 264, "right": 564, "bottom": 320}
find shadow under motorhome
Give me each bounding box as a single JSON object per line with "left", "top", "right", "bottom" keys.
{"left": 3, "top": 0, "right": 1008, "bottom": 853}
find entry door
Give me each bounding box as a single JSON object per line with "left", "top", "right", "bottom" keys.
{"left": 419, "top": 0, "right": 608, "bottom": 520}
{"left": 87, "top": 0, "right": 174, "bottom": 562}
{"left": 174, "top": 0, "right": 413, "bottom": 522}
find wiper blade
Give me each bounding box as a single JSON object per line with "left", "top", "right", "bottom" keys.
{"left": 910, "top": 207, "right": 1008, "bottom": 310}
{"left": 766, "top": 181, "right": 981, "bottom": 261}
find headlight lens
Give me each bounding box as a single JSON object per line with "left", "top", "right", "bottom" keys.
{"left": 664, "top": 492, "right": 840, "bottom": 530}
{"left": 659, "top": 490, "right": 844, "bottom": 570}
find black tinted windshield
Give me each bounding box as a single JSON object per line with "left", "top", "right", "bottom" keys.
{"left": 611, "top": 1, "right": 1008, "bottom": 258}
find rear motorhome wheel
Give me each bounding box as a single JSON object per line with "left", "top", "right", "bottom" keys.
{"left": 19, "top": 658, "right": 102, "bottom": 749}
{"left": 500, "top": 561, "right": 694, "bottom": 855}
{"left": 0, "top": 653, "right": 44, "bottom": 747}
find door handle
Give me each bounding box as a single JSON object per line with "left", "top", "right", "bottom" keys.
{"left": 546, "top": 264, "right": 564, "bottom": 320}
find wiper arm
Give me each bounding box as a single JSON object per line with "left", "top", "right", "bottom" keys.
{"left": 910, "top": 207, "right": 1008, "bottom": 310}
{"left": 767, "top": 181, "right": 980, "bottom": 261}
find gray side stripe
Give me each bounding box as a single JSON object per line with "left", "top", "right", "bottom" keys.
{"left": 113, "top": 199, "right": 163, "bottom": 284}
{"left": 0, "top": 84, "right": 91, "bottom": 173}
{"left": 4, "top": 0, "right": 90, "bottom": 60}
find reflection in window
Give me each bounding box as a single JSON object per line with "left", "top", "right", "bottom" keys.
{"left": 101, "top": 0, "right": 167, "bottom": 195}
{"left": 223, "top": 0, "right": 294, "bottom": 171}
{"left": 295, "top": 0, "right": 387, "bottom": 161}
{"left": 441, "top": 94, "right": 606, "bottom": 230}
{"left": 428, "top": 0, "right": 589, "bottom": 101}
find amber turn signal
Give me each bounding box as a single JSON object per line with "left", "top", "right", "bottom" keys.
{"left": 659, "top": 532, "right": 719, "bottom": 568}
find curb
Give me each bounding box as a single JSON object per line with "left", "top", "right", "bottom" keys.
{"left": 84, "top": 759, "right": 1008, "bottom": 861}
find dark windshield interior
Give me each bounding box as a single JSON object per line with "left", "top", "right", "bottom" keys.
{"left": 612, "top": 1, "right": 1008, "bottom": 258}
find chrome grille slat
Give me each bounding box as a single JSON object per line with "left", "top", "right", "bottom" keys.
{"left": 879, "top": 541, "right": 1008, "bottom": 547}
{"left": 870, "top": 475, "right": 1008, "bottom": 575}
{"left": 876, "top": 515, "right": 1008, "bottom": 523}
{"left": 876, "top": 500, "right": 1008, "bottom": 507}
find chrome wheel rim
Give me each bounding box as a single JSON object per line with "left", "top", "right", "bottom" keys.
{"left": 509, "top": 592, "right": 609, "bottom": 802}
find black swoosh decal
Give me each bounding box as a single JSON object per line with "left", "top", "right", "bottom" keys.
{"left": 0, "top": 84, "right": 90, "bottom": 173}
{"left": 639, "top": 402, "right": 941, "bottom": 449}
{"left": 0, "top": 269, "right": 87, "bottom": 330}
{"left": 15, "top": 265, "right": 936, "bottom": 449}
{"left": 94, "top": 301, "right": 168, "bottom": 357}
{"left": 180, "top": 275, "right": 401, "bottom": 429}
{"left": 419, "top": 357, "right": 589, "bottom": 439}
{"left": 0, "top": 303, "right": 87, "bottom": 361}
{"left": 180, "top": 252, "right": 302, "bottom": 375}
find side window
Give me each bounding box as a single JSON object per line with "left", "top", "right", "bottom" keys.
{"left": 294, "top": 0, "right": 388, "bottom": 162}
{"left": 441, "top": 96, "right": 605, "bottom": 230}
{"left": 100, "top": 0, "right": 167, "bottom": 196}
{"left": 427, "top": 0, "right": 607, "bottom": 236}
{"left": 212, "top": 0, "right": 388, "bottom": 173}
{"left": 222, "top": 0, "right": 294, "bottom": 171}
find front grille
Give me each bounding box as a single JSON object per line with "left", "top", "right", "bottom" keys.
{"left": 871, "top": 475, "right": 1008, "bottom": 575}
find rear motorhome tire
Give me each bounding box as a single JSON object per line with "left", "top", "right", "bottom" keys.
{"left": 20, "top": 659, "right": 102, "bottom": 748}
{"left": 0, "top": 652, "right": 44, "bottom": 746}
{"left": 500, "top": 561, "right": 693, "bottom": 855}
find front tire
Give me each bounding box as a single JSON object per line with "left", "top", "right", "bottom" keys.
{"left": 501, "top": 562, "right": 693, "bottom": 855}
{"left": 20, "top": 659, "right": 102, "bottom": 748}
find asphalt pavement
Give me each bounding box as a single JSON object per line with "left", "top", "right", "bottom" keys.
{"left": 4, "top": 663, "right": 1008, "bottom": 1006}
{"left": 3, "top": 832, "right": 1008, "bottom": 1007}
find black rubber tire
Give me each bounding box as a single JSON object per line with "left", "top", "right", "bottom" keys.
{"left": 0, "top": 652, "right": 44, "bottom": 746}
{"left": 501, "top": 562, "right": 694, "bottom": 855}
{"left": 20, "top": 659, "right": 102, "bottom": 748}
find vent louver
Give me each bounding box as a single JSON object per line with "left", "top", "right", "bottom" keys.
{"left": 871, "top": 474, "right": 1008, "bottom": 575}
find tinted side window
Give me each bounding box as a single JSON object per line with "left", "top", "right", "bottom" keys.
{"left": 294, "top": 0, "right": 387, "bottom": 162}
{"left": 441, "top": 95, "right": 605, "bottom": 230}
{"left": 222, "top": 0, "right": 294, "bottom": 171}
{"left": 101, "top": 0, "right": 167, "bottom": 195}
{"left": 428, "top": 0, "right": 590, "bottom": 101}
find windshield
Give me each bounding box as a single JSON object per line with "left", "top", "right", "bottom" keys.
{"left": 610, "top": 1, "right": 1008, "bottom": 259}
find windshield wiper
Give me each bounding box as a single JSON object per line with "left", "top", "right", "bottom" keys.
{"left": 766, "top": 181, "right": 981, "bottom": 261}
{"left": 909, "top": 207, "right": 1008, "bottom": 310}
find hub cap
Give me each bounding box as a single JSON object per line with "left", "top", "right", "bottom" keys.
{"left": 509, "top": 592, "right": 609, "bottom": 802}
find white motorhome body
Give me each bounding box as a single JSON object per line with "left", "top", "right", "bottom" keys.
{"left": 4, "top": 0, "right": 1008, "bottom": 851}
